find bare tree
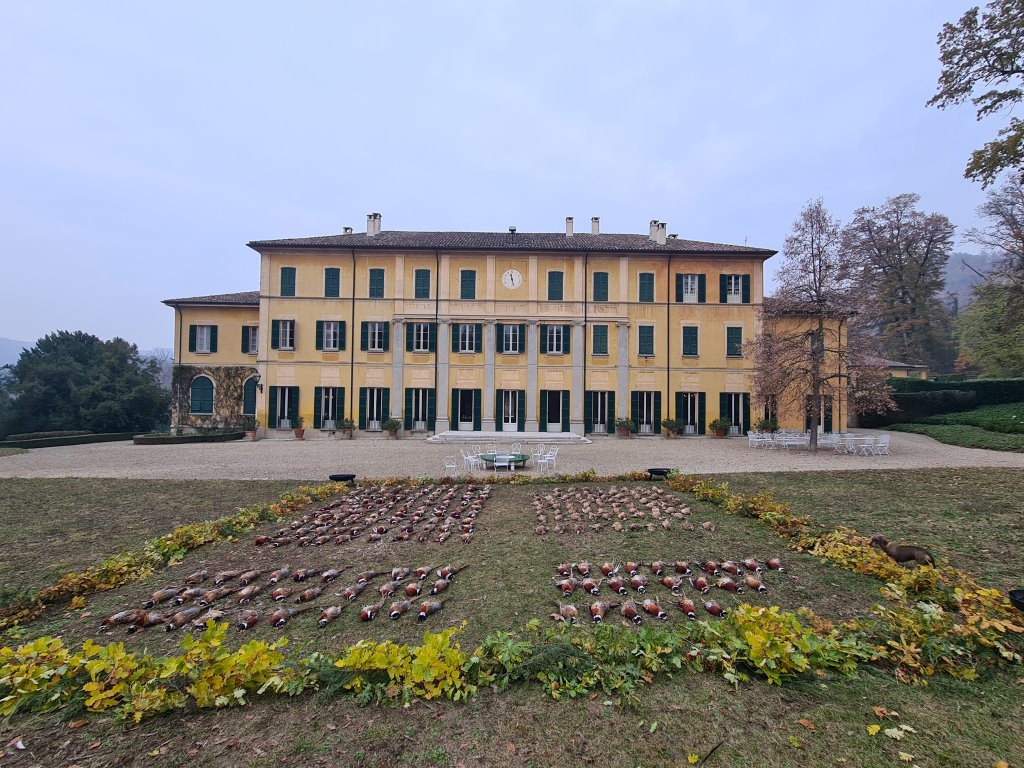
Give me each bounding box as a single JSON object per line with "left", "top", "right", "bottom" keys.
{"left": 751, "top": 200, "right": 894, "bottom": 451}
{"left": 965, "top": 175, "right": 1024, "bottom": 286}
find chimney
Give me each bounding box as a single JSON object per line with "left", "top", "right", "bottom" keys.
{"left": 373, "top": 212, "right": 382, "bottom": 235}
{"left": 566, "top": 216, "right": 574, "bottom": 237}
{"left": 649, "top": 219, "right": 659, "bottom": 241}
{"left": 591, "top": 216, "right": 600, "bottom": 235}
{"left": 657, "top": 222, "right": 667, "bottom": 245}
{"left": 343, "top": 226, "right": 353, "bottom": 235}
{"left": 366, "top": 214, "right": 375, "bottom": 236}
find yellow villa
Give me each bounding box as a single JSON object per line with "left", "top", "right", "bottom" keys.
{"left": 163, "top": 213, "right": 820, "bottom": 438}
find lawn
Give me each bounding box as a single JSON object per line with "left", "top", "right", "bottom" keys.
{"left": 1, "top": 472, "right": 1022, "bottom": 768}
{"left": 889, "top": 400, "right": 1024, "bottom": 452}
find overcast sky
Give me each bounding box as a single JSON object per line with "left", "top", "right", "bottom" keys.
{"left": 0, "top": 1, "right": 993, "bottom": 350}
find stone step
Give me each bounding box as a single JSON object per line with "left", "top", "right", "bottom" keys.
{"left": 426, "top": 430, "right": 591, "bottom": 444}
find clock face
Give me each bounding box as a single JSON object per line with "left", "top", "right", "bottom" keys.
{"left": 502, "top": 268, "right": 523, "bottom": 289}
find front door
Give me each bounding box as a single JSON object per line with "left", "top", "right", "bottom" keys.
{"left": 458, "top": 389, "right": 476, "bottom": 431}
{"left": 366, "top": 387, "right": 384, "bottom": 431}
{"left": 590, "top": 391, "right": 607, "bottom": 434}
{"left": 546, "top": 390, "right": 562, "bottom": 432}
{"left": 501, "top": 390, "right": 518, "bottom": 431}
{"left": 276, "top": 387, "right": 292, "bottom": 429}
{"left": 637, "top": 392, "right": 654, "bottom": 434}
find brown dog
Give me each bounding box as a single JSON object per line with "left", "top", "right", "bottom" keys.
{"left": 870, "top": 534, "right": 935, "bottom": 566}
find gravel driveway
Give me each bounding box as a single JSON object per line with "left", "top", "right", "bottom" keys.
{"left": 2, "top": 431, "right": 1022, "bottom": 481}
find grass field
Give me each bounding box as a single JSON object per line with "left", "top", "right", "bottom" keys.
{"left": 0, "top": 447, "right": 26, "bottom": 458}
{"left": 1, "top": 471, "right": 1022, "bottom": 768}
{"left": 889, "top": 400, "right": 1024, "bottom": 452}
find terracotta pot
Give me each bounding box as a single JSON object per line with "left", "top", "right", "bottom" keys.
{"left": 618, "top": 428, "right": 631, "bottom": 438}
{"left": 388, "top": 429, "right": 399, "bottom": 439}
{"left": 293, "top": 428, "right": 305, "bottom": 440}
{"left": 714, "top": 429, "right": 727, "bottom": 438}
{"left": 245, "top": 430, "right": 257, "bottom": 441}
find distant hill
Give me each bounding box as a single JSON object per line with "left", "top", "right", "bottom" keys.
{"left": 944, "top": 252, "right": 998, "bottom": 311}
{"left": 0, "top": 338, "right": 30, "bottom": 367}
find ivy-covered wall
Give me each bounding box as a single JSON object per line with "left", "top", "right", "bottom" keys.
{"left": 170, "top": 365, "right": 257, "bottom": 432}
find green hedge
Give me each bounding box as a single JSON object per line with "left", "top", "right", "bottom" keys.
{"left": 4, "top": 430, "right": 91, "bottom": 441}
{"left": 860, "top": 390, "right": 976, "bottom": 427}
{"left": 0, "top": 432, "right": 137, "bottom": 449}
{"left": 889, "top": 423, "right": 1024, "bottom": 452}
{"left": 916, "top": 402, "right": 1024, "bottom": 433}
{"left": 133, "top": 431, "right": 245, "bottom": 445}
{"left": 888, "top": 377, "right": 1024, "bottom": 404}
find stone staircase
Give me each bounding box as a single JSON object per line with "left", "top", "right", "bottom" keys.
{"left": 426, "top": 430, "right": 591, "bottom": 444}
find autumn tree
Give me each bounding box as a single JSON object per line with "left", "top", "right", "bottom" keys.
{"left": 929, "top": 0, "right": 1024, "bottom": 186}
{"left": 751, "top": 199, "right": 893, "bottom": 451}
{"left": 0, "top": 331, "right": 169, "bottom": 438}
{"left": 841, "top": 193, "right": 958, "bottom": 372}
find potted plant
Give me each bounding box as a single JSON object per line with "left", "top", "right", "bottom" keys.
{"left": 382, "top": 417, "right": 402, "bottom": 439}
{"left": 240, "top": 415, "right": 257, "bottom": 441}
{"left": 338, "top": 418, "right": 356, "bottom": 439}
{"left": 615, "top": 417, "right": 634, "bottom": 438}
{"left": 709, "top": 417, "right": 732, "bottom": 437}
{"left": 754, "top": 416, "right": 778, "bottom": 433}
{"left": 661, "top": 418, "right": 684, "bottom": 438}
{"left": 293, "top": 419, "right": 306, "bottom": 440}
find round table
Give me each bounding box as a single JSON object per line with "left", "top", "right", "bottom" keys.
{"left": 479, "top": 453, "right": 530, "bottom": 468}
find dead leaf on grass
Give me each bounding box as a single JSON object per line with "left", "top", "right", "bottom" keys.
{"left": 6, "top": 737, "right": 25, "bottom": 751}
{"left": 898, "top": 751, "right": 914, "bottom": 762}
{"left": 506, "top": 743, "right": 516, "bottom": 755}
{"left": 884, "top": 727, "right": 905, "bottom": 741}
{"left": 867, "top": 725, "right": 881, "bottom": 736}
{"left": 796, "top": 719, "right": 817, "bottom": 731}
{"left": 87, "top": 741, "right": 101, "bottom": 750}
{"left": 993, "top": 762, "right": 1009, "bottom": 768}
{"left": 69, "top": 719, "right": 88, "bottom": 729}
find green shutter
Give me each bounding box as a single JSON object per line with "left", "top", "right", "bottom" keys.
{"left": 358, "top": 387, "right": 367, "bottom": 430}
{"left": 727, "top": 327, "right": 742, "bottom": 357}
{"left": 495, "top": 323, "right": 504, "bottom": 352}
{"left": 697, "top": 274, "right": 706, "bottom": 303}
{"left": 548, "top": 271, "right": 563, "bottom": 301}
{"left": 517, "top": 390, "right": 525, "bottom": 432}
{"left": 241, "top": 326, "right": 250, "bottom": 354}
{"left": 584, "top": 391, "right": 593, "bottom": 433}
{"left": 243, "top": 377, "right": 257, "bottom": 415}
{"left": 475, "top": 323, "right": 482, "bottom": 353}
{"left": 518, "top": 324, "right": 526, "bottom": 353}
{"left": 630, "top": 391, "right": 640, "bottom": 432}
{"left": 607, "top": 391, "right": 616, "bottom": 433}
{"left": 338, "top": 321, "right": 346, "bottom": 351}
{"left": 719, "top": 274, "right": 728, "bottom": 303}
{"left": 674, "top": 392, "right": 683, "bottom": 421}
{"left": 494, "top": 389, "right": 503, "bottom": 431}
{"left": 461, "top": 270, "right": 475, "bottom": 300}
{"left": 316, "top": 321, "right": 324, "bottom": 351}
{"left": 562, "top": 391, "right": 570, "bottom": 433}
{"left": 188, "top": 325, "right": 197, "bottom": 353}
{"left": 268, "top": 386, "right": 278, "bottom": 428}
{"left": 415, "top": 269, "right": 430, "bottom": 299}
{"left": 280, "top": 267, "right": 295, "bottom": 297}
{"left": 742, "top": 393, "right": 751, "bottom": 433}
{"left": 287, "top": 387, "right": 299, "bottom": 424}
{"left": 360, "top": 322, "right": 368, "bottom": 351}
{"left": 382, "top": 389, "right": 390, "bottom": 423}
{"left": 539, "top": 325, "right": 548, "bottom": 354}
{"left": 539, "top": 390, "right": 547, "bottom": 432}
{"left": 313, "top": 386, "right": 322, "bottom": 429}
{"left": 369, "top": 269, "right": 384, "bottom": 298}
{"left": 428, "top": 322, "right": 436, "bottom": 352}
{"left": 451, "top": 389, "right": 459, "bottom": 428}
{"left": 563, "top": 325, "right": 570, "bottom": 352}
{"left": 382, "top": 322, "right": 390, "bottom": 352}
{"left": 405, "top": 388, "right": 414, "bottom": 430}
{"left": 719, "top": 392, "right": 729, "bottom": 426}
{"left": 271, "top": 320, "right": 280, "bottom": 350}
{"left": 824, "top": 396, "right": 833, "bottom": 433}
{"left": 639, "top": 273, "right": 654, "bottom": 302}
{"left": 674, "top": 274, "right": 683, "bottom": 303}
{"left": 209, "top": 326, "right": 218, "bottom": 353}
{"left": 593, "top": 325, "right": 607, "bottom": 355}
{"left": 742, "top": 274, "right": 751, "bottom": 304}
{"left": 451, "top": 323, "right": 460, "bottom": 353}
{"left": 698, "top": 392, "right": 706, "bottom": 434}
{"left": 426, "top": 389, "right": 435, "bottom": 431}
{"left": 472, "top": 389, "right": 481, "bottom": 431}
{"left": 683, "top": 326, "right": 697, "bottom": 356}
{"left": 593, "top": 272, "right": 608, "bottom": 302}
{"left": 406, "top": 323, "right": 414, "bottom": 352}
{"left": 653, "top": 391, "right": 662, "bottom": 434}
{"left": 639, "top": 326, "right": 654, "bottom": 356}
{"left": 325, "top": 268, "right": 340, "bottom": 298}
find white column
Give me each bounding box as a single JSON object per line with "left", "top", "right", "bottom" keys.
{"left": 391, "top": 318, "right": 404, "bottom": 424}
{"left": 570, "top": 320, "right": 585, "bottom": 434}
{"left": 482, "top": 320, "right": 496, "bottom": 430}
{"left": 616, "top": 320, "right": 630, "bottom": 418}
{"left": 525, "top": 320, "right": 539, "bottom": 431}
{"left": 435, "top": 320, "right": 451, "bottom": 432}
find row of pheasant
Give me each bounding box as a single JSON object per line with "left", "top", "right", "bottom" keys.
{"left": 98, "top": 563, "right": 468, "bottom": 634}
{"left": 253, "top": 484, "right": 490, "bottom": 548}
{"left": 534, "top": 486, "right": 711, "bottom": 535}
{"left": 550, "top": 558, "right": 785, "bottom": 623}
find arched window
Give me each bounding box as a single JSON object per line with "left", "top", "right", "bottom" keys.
{"left": 190, "top": 376, "right": 214, "bottom": 414}
{"left": 242, "top": 377, "right": 257, "bottom": 416}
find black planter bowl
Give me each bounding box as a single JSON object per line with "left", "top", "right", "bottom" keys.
{"left": 647, "top": 468, "right": 671, "bottom": 480}
{"left": 1010, "top": 589, "right": 1024, "bottom": 613}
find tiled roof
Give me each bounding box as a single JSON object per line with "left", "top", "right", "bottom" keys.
{"left": 162, "top": 290, "right": 259, "bottom": 307}
{"left": 880, "top": 358, "right": 929, "bottom": 370}
{"left": 247, "top": 230, "right": 776, "bottom": 257}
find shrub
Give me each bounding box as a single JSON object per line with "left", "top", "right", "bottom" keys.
{"left": 916, "top": 402, "right": 1024, "bottom": 433}
{"left": 888, "top": 423, "right": 1024, "bottom": 452}
{"left": 860, "top": 390, "right": 975, "bottom": 426}
{"left": 4, "top": 430, "right": 91, "bottom": 440}
{"left": 133, "top": 432, "right": 245, "bottom": 445}
{"left": 887, "top": 377, "right": 1024, "bottom": 405}
{"left": 0, "top": 433, "right": 137, "bottom": 449}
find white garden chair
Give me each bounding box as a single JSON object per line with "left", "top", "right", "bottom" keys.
{"left": 443, "top": 456, "right": 458, "bottom": 477}
{"left": 510, "top": 442, "right": 522, "bottom": 454}
{"left": 873, "top": 434, "right": 890, "bottom": 455}
{"left": 532, "top": 443, "right": 546, "bottom": 458}
{"left": 493, "top": 454, "right": 514, "bottom": 475}
{"left": 460, "top": 448, "right": 483, "bottom": 471}
{"left": 538, "top": 445, "right": 559, "bottom": 473}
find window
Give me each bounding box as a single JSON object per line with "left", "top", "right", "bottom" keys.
{"left": 316, "top": 386, "right": 343, "bottom": 429}
{"left": 316, "top": 320, "right": 343, "bottom": 351}
{"left": 242, "top": 377, "right": 257, "bottom": 415}
{"left": 414, "top": 269, "right": 430, "bottom": 299}
{"left": 369, "top": 268, "right": 385, "bottom": 298}
{"left": 412, "top": 322, "right": 432, "bottom": 353}
{"left": 189, "top": 376, "right": 214, "bottom": 414}
{"left": 548, "top": 271, "right": 563, "bottom": 301}
{"left": 543, "top": 324, "right": 565, "bottom": 354}
{"left": 720, "top": 274, "right": 750, "bottom": 304}
{"left": 501, "top": 323, "right": 520, "bottom": 354}
{"left": 682, "top": 326, "right": 698, "bottom": 356}
{"left": 593, "top": 271, "right": 609, "bottom": 302}
{"left": 460, "top": 269, "right": 476, "bottom": 300}
{"left": 638, "top": 272, "right": 655, "bottom": 302}
{"left": 324, "top": 268, "right": 340, "bottom": 298}
{"left": 638, "top": 326, "right": 655, "bottom": 356}
{"left": 362, "top": 321, "right": 388, "bottom": 352}
{"left": 280, "top": 267, "right": 296, "bottom": 297}
{"left": 675, "top": 274, "right": 703, "bottom": 303}
{"left": 189, "top": 324, "right": 217, "bottom": 354}
{"left": 271, "top": 320, "right": 295, "bottom": 350}
{"left": 592, "top": 324, "right": 608, "bottom": 355}
{"left": 726, "top": 327, "right": 743, "bottom": 357}
{"left": 459, "top": 323, "right": 477, "bottom": 353}
{"left": 241, "top": 326, "right": 258, "bottom": 355}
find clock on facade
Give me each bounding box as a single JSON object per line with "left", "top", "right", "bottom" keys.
{"left": 501, "top": 268, "right": 523, "bottom": 289}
